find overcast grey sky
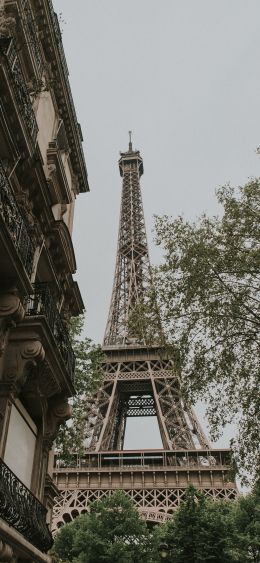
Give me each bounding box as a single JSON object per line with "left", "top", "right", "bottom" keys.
{"left": 53, "top": 0, "right": 260, "bottom": 450}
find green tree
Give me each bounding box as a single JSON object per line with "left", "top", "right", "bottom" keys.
{"left": 55, "top": 315, "right": 103, "bottom": 462}
{"left": 229, "top": 482, "right": 260, "bottom": 562}
{"left": 161, "top": 486, "right": 234, "bottom": 563}
{"left": 145, "top": 180, "right": 260, "bottom": 481}
{"left": 52, "top": 486, "right": 260, "bottom": 563}
{"left": 53, "top": 491, "right": 153, "bottom": 563}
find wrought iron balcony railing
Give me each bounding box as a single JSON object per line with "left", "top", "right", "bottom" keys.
{"left": 0, "top": 37, "right": 38, "bottom": 144}
{"left": 26, "top": 283, "right": 75, "bottom": 381}
{"left": 0, "top": 161, "right": 35, "bottom": 276}
{"left": 22, "top": 0, "right": 43, "bottom": 75}
{"left": 0, "top": 458, "right": 53, "bottom": 552}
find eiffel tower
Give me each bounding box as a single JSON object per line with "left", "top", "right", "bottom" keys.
{"left": 52, "top": 137, "right": 237, "bottom": 530}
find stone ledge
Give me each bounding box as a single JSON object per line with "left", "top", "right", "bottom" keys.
{"left": 0, "top": 518, "right": 52, "bottom": 562}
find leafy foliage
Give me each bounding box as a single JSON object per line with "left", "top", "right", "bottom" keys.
{"left": 229, "top": 481, "right": 260, "bottom": 562}
{"left": 55, "top": 315, "right": 103, "bottom": 461}
{"left": 52, "top": 486, "right": 260, "bottom": 563}
{"left": 53, "top": 491, "right": 153, "bottom": 563}
{"left": 159, "top": 485, "right": 260, "bottom": 563}
{"left": 161, "top": 486, "right": 234, "bottom": 562}
{"left": 140, "top": 180, "right": 260, "bottom": 482}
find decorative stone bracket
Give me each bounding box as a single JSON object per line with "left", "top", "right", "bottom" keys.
{"left": 1, "top": 338, "right": 45, "bottom": 391}
{"left": 43, "top": 395, "right": 71, "bottom": 450}
{"left": 0, "top": 539, "right": 15, "bottom": 562}
{"left": 0, "top": 291, "right": 25, "bottom": 357}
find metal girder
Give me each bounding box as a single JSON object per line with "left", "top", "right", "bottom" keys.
{"left": 84, "top": 359, "right": 210, "bottom": 452}
{"left": 125, "top": 395, "right": 156, "bottom": 417}
{"left": 84, "top": 143, "right": 211, "bottom": 453}
{"left": 52, "top": 482, "right": 238, "bottom": 534}
{"left": 103, "top": 145, "right": 152, "bottom": 346}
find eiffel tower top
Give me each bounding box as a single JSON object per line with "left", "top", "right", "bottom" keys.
{"left": 103, "top": 135, "right": 152, "bottom": 348}
{"left": 118, "top": 131, "right": 144, "bottom": 177}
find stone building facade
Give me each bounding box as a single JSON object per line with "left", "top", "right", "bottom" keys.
{"left": 0, "top": 1, "right": 88, "bottom": 560}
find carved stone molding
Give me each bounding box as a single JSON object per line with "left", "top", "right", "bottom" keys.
{"left": 20, "top": 374, "right": 47, "bottom": 420}
{"left": 0, "top": 539, "right": 14, "bottom": 562}
{"left": 49, "top": 220, "right": 76, "bottom": 274}
{"left": 71, "top": 170, "right": 79, "bottom": 195}
{"left": 43, "top": 395, "right": 71, "bottom": 449}
{"left": 47, "top": 163, "right": 60, "bottom": 205}
{"left": 46, "top": 140, "right": 72, "bottom": 206}
{"left": 38, "top": 360, "right": 62, "bottom": 399}
{"left": 2, "top": 339, "right": 45, "bottom": 389}
{"left": 44, "top": 473, "right": 59, "bottom": 510}
{"left": 0, "top": 291, "right": 24, "bottom": 321}
{"left": 0, "top": 290, "right": 25, "bottom": 357}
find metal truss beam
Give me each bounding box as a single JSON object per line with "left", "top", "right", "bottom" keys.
{"left": 52, "top": 448, "right": 237, "bottom": 532}
{"left": 103, "top": 145, "right": 152, "bottom": 346}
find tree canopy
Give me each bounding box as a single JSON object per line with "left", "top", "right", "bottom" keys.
{"left": 229, "top": 481, "right": 260, "bottom": 562}
{"left": 159, "top": 485, "right": 260, "bottom": 563}
{"left": 52, "top": 486, "right": 260, "bottom": 563}
{"left": 161, "top": 486, "right": 234, "bottom": 563}
{"left": 52, "top": 491, "right": 153, "bottom": 563}
{"left": 141, "top": 180, "right": 260, "bottom": 482}
{"left": 55, "top": 315, "right": 103, "bottom": 462}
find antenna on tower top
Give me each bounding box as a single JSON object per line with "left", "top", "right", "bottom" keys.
{"left": 128, "top": 130, "right": 133, "bottom": 152}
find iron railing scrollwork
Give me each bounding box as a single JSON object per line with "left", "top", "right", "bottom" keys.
{"left": 0, "top": 37, "right": 38, "bottom": 143}
{"left": 26, "top": 283, "right": 75, "bottom": 381}
{"left": 0, "top": 458, "right": 53, "bottom": 552}
{"left": 22, "top": 0, "right": 43, "bottom": 74}
{"left": 0, "top": 161, "right": 35, "bottom": 276}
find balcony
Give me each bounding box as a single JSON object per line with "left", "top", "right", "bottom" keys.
{"left": 21, "top": 0, "right": 44, "bottom": 77}
{"left": 0, "top": 37, "right": 38, "bottom": 149}
{"left": 0, "top": 160, "right": 35, "bottom": 287}
{"left": 0, "top": 458, "right": 53, "bottom": 553}
{"left": 26, "top": 283, "right": 75, "bottom": 382}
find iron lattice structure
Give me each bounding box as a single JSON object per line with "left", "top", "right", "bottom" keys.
{"left": 85, "top": 354, "right": 210, "bottom": 452}
{"left": 52, "top": 141, "right": 237, "bottom": 531}
{"left": 104, "top": 142, "right": 151, "bottom": 346}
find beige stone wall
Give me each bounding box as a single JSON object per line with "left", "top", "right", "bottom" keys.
{"left": 63, "top": 199, "right": 75, "bottom": 234}
{"left": 36, "top": 91, "right": 57, "bottom": 165}
{"left": 4, "top": 402, "right": 37, "bottom": 489}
